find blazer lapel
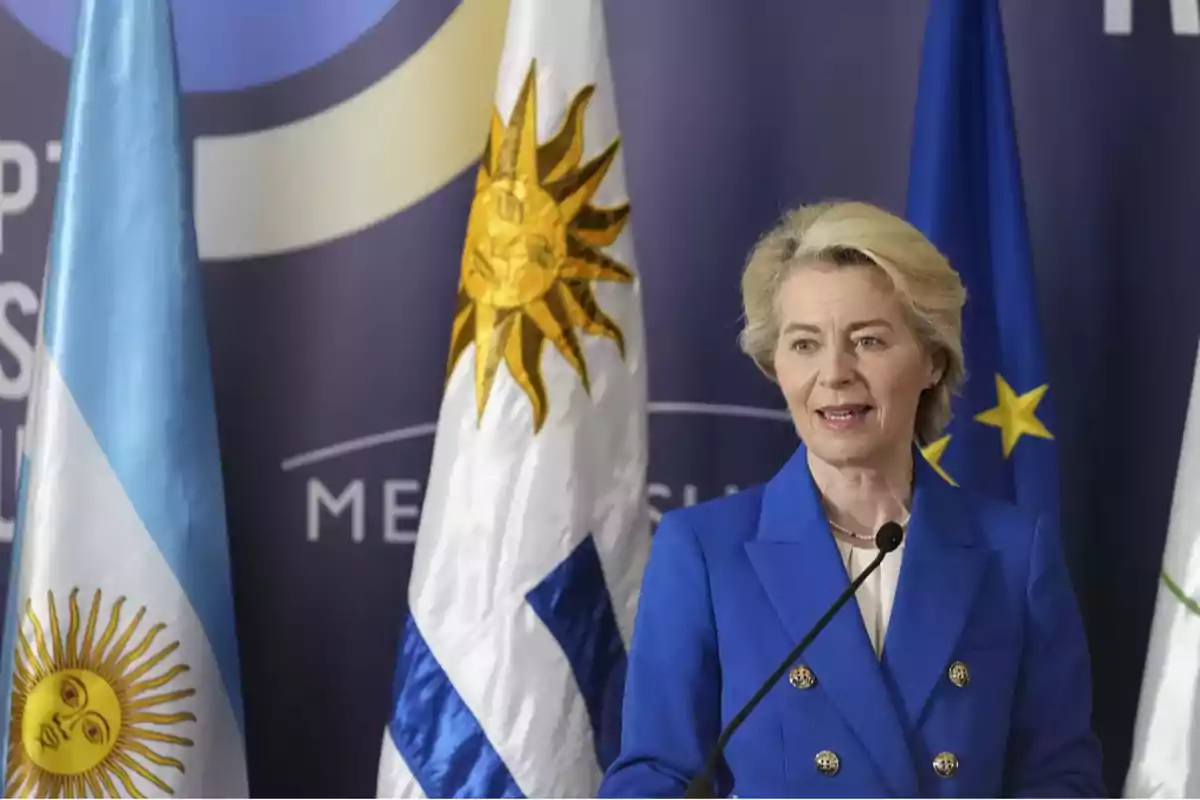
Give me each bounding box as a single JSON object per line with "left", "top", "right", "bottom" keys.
{"left": 745, "top": 447, "right": 917, "bottom": 797}
{"left": 881, "top": 456, "right": 988, "bottom": 728}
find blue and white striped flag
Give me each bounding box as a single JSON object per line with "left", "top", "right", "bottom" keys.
{"left": 376, "top": 1, "right": 651, "bottom": 795}
{"left": 0, "top": 0, "right": 248, "bottom": 795}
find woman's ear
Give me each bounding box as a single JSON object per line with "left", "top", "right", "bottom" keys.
{"left": 928, "top": 350, "right": 947, "bottom": 388}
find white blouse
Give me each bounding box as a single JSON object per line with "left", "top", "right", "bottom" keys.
{"left": 834, "top": 535, "right": 904, "bottom": 657}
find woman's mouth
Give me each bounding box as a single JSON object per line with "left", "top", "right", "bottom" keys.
{"left": 816, "top": 405, "right": 873, "bottom": 430}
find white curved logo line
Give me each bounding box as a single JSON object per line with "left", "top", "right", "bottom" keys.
{"left": 278, "top": 402, "right": 791, "bottom": 471}
{"left": 194, "top": 0, "right": 511, "bottom": 260}
{"left": 281, "top": 422, "right": 438, "bottom": 472}
{"left": 648, "top": 401, "right": 791, "bottom": 422}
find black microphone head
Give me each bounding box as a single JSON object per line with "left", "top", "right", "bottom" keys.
{"left": 875, "top": 521, "right": 904, "bottom": 553}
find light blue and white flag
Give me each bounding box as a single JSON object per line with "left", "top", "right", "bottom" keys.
{"left": 0, "top": 0, "right": 247, "bottom": 796}
{"left": 376, "top": 0, "right": 651, "bottom": 795}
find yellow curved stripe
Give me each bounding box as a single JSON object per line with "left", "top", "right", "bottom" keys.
{"left": 194, "top": 0, "right": 510, "bottom": 261}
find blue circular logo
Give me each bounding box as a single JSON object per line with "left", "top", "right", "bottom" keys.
{"left": 2, "top": 0, "right": 401, "bottom": 92}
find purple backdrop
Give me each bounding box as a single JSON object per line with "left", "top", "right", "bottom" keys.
{"left": 1, "top": 0, "right": 1197, "bottom": 794}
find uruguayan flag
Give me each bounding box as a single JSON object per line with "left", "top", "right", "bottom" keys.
{"left": 376, "top": 1, "right": 651, "bottom": 796}
{"left": 0, "top": 1, "right": 247, "bottom": 796}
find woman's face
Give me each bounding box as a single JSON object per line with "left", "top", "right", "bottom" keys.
{"left": 772, "top": 262, "right": 940, "bottom": 471}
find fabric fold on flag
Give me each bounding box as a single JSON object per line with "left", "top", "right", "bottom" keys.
{"left": 376, "top": 1, "right": 651, "bottom": 797}
{"left": 906, "top": 0, "right": 1060, "bottom": 514}
{"left": 0, "top": 1, "right": 248, "bottom": 796}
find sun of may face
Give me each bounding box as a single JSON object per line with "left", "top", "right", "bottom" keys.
{"left": 7, "top": 589, "right": 195, "bottom": 798}
{"left": 447, "top": 61, "right": 634, "bottom": 432}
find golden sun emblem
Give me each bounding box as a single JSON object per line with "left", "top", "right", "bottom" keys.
{"left": 447, "top": 61, "right": 634, "bottom": 432}
{"left": 6, "top": 590, "right": 195, "bottom": 798}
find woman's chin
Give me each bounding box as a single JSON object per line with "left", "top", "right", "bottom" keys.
{"left": 803, "top": 432, "right": 901, "bottom": 471}
{"left": 806, "top": 440, "right": 879, "bottom": 468}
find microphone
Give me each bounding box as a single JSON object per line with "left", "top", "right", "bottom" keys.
{"left": 682, "top": 521, "right": 905, "bottom": 798}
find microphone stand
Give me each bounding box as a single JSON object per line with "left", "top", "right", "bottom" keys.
{"left": 682, "top": 522, "right": 904, "bottom": 798}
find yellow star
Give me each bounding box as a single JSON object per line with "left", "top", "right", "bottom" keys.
{"left": 974, "top": 375, "right": 1054, "bottom": 457}
{"left": 920, "top": 434, "right": 958, "bottom": 486}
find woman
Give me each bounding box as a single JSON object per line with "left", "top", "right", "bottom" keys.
{"left": 599, "top": 202, "right": 1104, "bottom": 797}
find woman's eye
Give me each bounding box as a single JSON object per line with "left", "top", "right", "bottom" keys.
{"left": 854, "top": 336, "right": 885, "bottom": 350}
{"left": 790, "top": 339, "right": 817, "bottom": 353}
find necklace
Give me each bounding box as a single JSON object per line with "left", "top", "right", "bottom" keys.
{"left": 827, "top": 511, "right": 911, "bottom": 546}
{"left": 827, "top": 518, "right": 876, "bottom": 543}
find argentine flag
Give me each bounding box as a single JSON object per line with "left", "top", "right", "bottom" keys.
{"left": 0, "top": 1, "right": 247, "bottom": 796}
{"left": 376, "top": 0, "right": 651, "bottom": 795}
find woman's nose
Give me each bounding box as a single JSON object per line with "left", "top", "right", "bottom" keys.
{"left": 818, "top": 348, "right": 855, "bottom": 387}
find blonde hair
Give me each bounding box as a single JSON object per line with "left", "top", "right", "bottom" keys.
{"left": 739, "top": 200, "right": 966, "bottom": 444}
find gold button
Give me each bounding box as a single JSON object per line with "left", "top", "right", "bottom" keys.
{"left": 932, "top": 751, "right": 958, "bottom": 778}
{"left": 948, "top": 661, "right": 970, "bottom": 688}
{"left": 814, "top": 750, "right": 840, "bottom": 776}
{"left": 788, "top": 664, "right": 817, "bottom": 689}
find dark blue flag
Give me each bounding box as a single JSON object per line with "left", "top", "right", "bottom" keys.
{"left": 907, "top": 0, "right": 1058, "bottom": 514}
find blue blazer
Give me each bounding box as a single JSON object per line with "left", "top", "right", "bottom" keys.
{"left": 599, "top": 446, "right": 1104, "bottom": 798}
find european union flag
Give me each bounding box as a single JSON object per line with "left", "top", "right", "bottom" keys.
{"left": 906, "top": 0, "right": 1058, "bottom": 514}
